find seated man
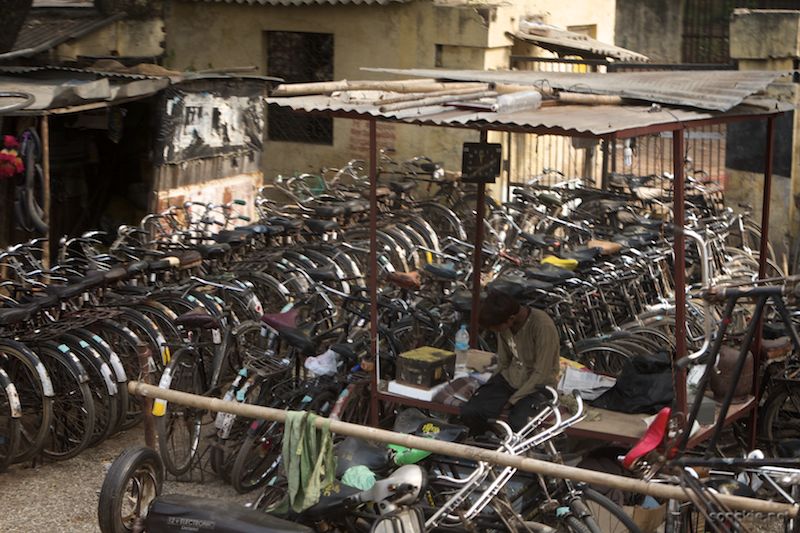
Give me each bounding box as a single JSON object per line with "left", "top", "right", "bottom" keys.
{"left": 460, "top": 289, "right": 560, "bottom": 434}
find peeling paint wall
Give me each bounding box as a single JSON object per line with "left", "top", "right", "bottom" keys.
{"left": 165, "top": 0, "right": 614, "bottom": 191}
{"left": 155, "top": 172, "right": 261, "bottom": 221}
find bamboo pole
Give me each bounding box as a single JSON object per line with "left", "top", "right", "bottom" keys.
{"left": 379, "top": 90, "right": 496, "bottom": 113}
{"left": 271, "top": 79, "right": 485, "bottom": 97}
{"left": 373, "top": 85, "right": 491, "bottom": 106}
{"left": 558, "top": 92, "right": 624, "bottom": 106}
{"left": 129, "top": 381, "right": 798, "bottom": 517}
{"left": 40, "top": 115, "right": 50, "bottom": 268}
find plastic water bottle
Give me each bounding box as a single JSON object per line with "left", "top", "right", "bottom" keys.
{"left": 454, "top": 324, "right": 469, "bottom": 374}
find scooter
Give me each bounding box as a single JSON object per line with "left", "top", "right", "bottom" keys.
{"left": 97, "top": 445, "right": 427, "bottom": 533}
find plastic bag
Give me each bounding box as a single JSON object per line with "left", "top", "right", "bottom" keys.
{"left": 304, "top": 349, "right": 338, "bottom": 376}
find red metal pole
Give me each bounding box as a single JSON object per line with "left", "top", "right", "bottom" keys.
{"left": 368, "top": 119, "right": 380, "bottom": 426}
{"left": 673, "top": 128, "right": 688, "bottom": 417}
{"left": 469, "top": 130, "right": 488, "bottom": 347}
{"left": 749, "top": 115, "right": 776, "bottom": 448}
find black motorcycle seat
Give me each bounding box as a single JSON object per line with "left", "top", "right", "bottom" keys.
{"left": 334, "top": 437, "right": 392, "bottom": 477}
{"left": 422, "top": 262, "right": 459, "bottom": 281}
{"left": 305, "top": 219, "right": 339, "bottom": 234}
{"left": 176, "top": 308, "right": 220, "bottom": 330}
{"left": 393, "top": 408, "right": 468, "bottom": 443}
{"left": 146, "top": 494, "right": 314, "bottom": 533}
{"left": 389, "top": 180, "right": 416, "bottom": 194}
{"left": 301, "top": 482, "right": 361, "bottom": 520}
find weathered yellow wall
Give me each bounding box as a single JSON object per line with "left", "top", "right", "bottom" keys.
{"left": 166, "top": 0, "right": 615, "bottom": 192}
{"left": 55, "top": 19, "right": 165, "bottom": 61}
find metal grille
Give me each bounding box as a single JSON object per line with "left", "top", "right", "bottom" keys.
{"left": 266, "top": 31, "right": 334, "bottom": 145}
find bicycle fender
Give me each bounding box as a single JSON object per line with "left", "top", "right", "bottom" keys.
{"left": 0, "top": 338, "right": 54, "bottom": 397}
{"left": 47, "top": 341, "right": 90, "bottom": 384}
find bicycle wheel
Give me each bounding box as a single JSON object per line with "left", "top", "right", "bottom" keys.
{"left": 37, "top": 342, "right": 95, "bottom": 460}
{"left": 230, "top": 416, "right": 284, "bottom": 493}
{"left": 97, "top": 446, "right": 164, "bottom": 533}
{"left": 0, "top": 368, "right": 21, "bottom": 472}
{"left": 155, "top": 347, "right": 204, "bottom": 476}
{"left": 60, "top": 333, "right": 119, "bottom": 446}
{"left": 759, "top": 385, "right": 800, "bottom": 457}
{"left": 91, "top": 319, "right": 143, "bottom": 431}
{"left": 582, "top": 488, "right": 642, "bottom": 533}
{"left": 0, "top": 338, "right": 53, "bottom": 463}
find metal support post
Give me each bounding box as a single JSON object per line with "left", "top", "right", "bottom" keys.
{"left": 672, "top": 128, "right": 688, "bottom": 416}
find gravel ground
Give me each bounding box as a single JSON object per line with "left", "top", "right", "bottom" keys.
{"left": 0, "top": 427, "right": 252, "bottom": 533}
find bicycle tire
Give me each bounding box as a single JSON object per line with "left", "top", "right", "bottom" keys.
{"left": 155, "top": 347, "right": 204, "bottom": 476}
{"left": 759, "top": 385, "right": 800, "bottom": 457}
{"left": 230, "top": 416, "right": 284, "bottom": 493}
{"left": 565, "top": 515, "right": 594, "bottom": 533}
{"left": 582, "top": 487, "right": 642, "bottom": 533}
{"left": 97, "top": 446, "right": 164, "bottom": 533}
{"left": 91, "top": 319, "right": 144, "bottom": 430}
{"left": 0, "top": 368, "right": 21, "bottom": 472}
{"left": 37, "top": 342, "right": 95, "bottom": 460}
{"left": 0, "top": 338, "right": 53, "bottom": 463}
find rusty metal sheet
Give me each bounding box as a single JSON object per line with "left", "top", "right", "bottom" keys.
{"left": 9, "top": 11, "right": 123, "bottom": 58}
{"left": 365, "top": 68, "right": 788, "bottom": 112}
{"left": 265, "top": 92, "right": 791, "bottom": 137}
{"left": 513, "top": 30, "right": 649, "bottom": 62}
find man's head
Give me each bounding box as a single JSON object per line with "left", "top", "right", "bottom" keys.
{"left": 479, "top": 290, "right": 521, "bottom": 332}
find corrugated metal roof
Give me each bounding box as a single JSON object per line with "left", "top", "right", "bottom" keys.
{"left": 189, "top": 0, "right": 408, "bottom": 5}
{"left": 10, "top": 9, "right": 122, "bottom": 57}
{"left": 364, "top": 68, "right": 787, "bottom": 112}
{"left": 265, "top": 92, "right": 791, "bottom": 137}
{"left": 513, "top": 26, "right": 649, "bottom": 62}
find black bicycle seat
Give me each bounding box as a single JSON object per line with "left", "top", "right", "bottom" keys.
{"left": 450, "top": 289, "right": 478, "bottom": 314}
{"left": 339, "top": 200, "right": 368, "bottom": 216}
{"left": 422, "top": 262, "right": 460, "bottom": 281}
{"left": 389, "top": 180, "right": 416, "bottom": 194}
{"left": 276, "top": 327, "right": 317, "bottom": 356}
{"left": 148, "top": 257, "right": 177, "bottom": 272}
{"left": 197, "top": 244, "right": 230, "bottom": 260}
{"left": 330, "top": 343, "right": 357, "bottom": 363}
{"left": 147, "top": 494, "right": 313, "bottom": 533}
{"left": 487, "top": 277, "right": 551, "bottom": 300}
{"left": 334, "top": 437, "right": 392, "bottom": 477}
{"left": 45, "top": 283, "right": 86, "bottom": 300}
{"left": 215, "top": 230, "right": 250, "bottom": 246}
{"left": 176, "top": 250, "right": 204, "bottom": 270}
{"left": 312, "top": 204, "right": 345, "bottom": 218}
{"left": 562, "top": 247, "right": 602, "bottom": 265}
{"left": 393, "top": 409, "right": 468, "bottom": 443}
{"left": 126, "top": 260, "right": 149, "bottom": 275}
{"left": 612, "top": 233, "right": 655, "bottom": 250}
{"left": 176, "top": 308, "right": 220, "bottom": 330}
{"left": 305, "top": 219, "right": 339, "bottom": 235}
{"left": 268, "top": 216, "right": 303, "bottom": 232}
{"left": 306, "top": 267, "right": 339, "bottom": 283}
{"left": 103, "top": 267, "right": 129, "bottom": 284}
{"left": 0, "top": 306, "right": 34, "bottom": 326}
{"left": 524, "top": 264, "right": 575, "bottom": 283}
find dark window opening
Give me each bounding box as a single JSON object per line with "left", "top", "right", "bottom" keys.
{"left": 266, "top": 31, "right": 334, "bottom": 144}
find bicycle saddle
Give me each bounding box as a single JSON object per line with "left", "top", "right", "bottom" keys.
{"left": 148, "top": 257, "right": 179, "bottom": 272}
{"left": 176, "top": 250, "right": 203, "bottom": 270}
{"left": 146, "top": 494, "right": 313, "bottom": 533}
{"left": 389, "top": 180, "right": 416, "bottom": 194}
{"left": 301, "top": 482, "right": 361, "bottom": 520}
{"left": 541, "top": 255, "right": 579, "bottom": 271}
{"left": 215, "top": 230, "right": 250, "bottom": 246}
{"left": 524, "top": 264, "right": 575, "bottom": 283}
{"left": 621, "top": 406, "right": 670, "bottom": 470}
{"left": 612, "top": 233, "right": 656, "bottom": 250}
{"left": 197, "top": 243, "right": 230, "bottom": 260}
{"left": 0, "top": 306, "right": 35, "bottom": 326}
{"left": 261, "top": 309, "right": 299, "bottom": 331}
{"left": 70, "top": 271, "right": 108, "bottom": 290}
{"left": 422, "top": 262, "right": 460, "bottom": 281}
{"left": 538, "top": 192, "right": 563, "bottom": 208}
{"left": 126, "top": 260, "right": 149, "bottom": 275}
{"left": 393, "top": 408, "right": 468, "bottom": 443}
{"left": 306, "top": 267, "right": 339, "bottom": 282}
{"left": 561, "top": 247, "right": 602, "bottom": 265}
{"left": 276, "top": 327, "right": 317, "bottom": 356}
{"left": 103, "top": 267, "right": 128, "bottom": 284}
{"left": 45, "top": 283, "right": 87, "bottom": 300}
{"left": 487, "top": 278, "right": 551, "bottom": 300}
{"left": 312, "top": 204, "right": 345, "bottom": 218}
{"left": 176, "top": 308, "right": 220, "bottom": 330}
{"left": 330, "top": 343, "right": 357, "bottom": 363}
{"left": 385, "top": 271, "right": 421, "bottom": 290}
{"left": 340, "top": 200, "right": 369, "bottom": 215}
{"left": 304, "top": 219, "right": 339, "bottom": 235}
{"left": 450, "top": 289, "right": 479, "bottom": 313}
{"left": 334, "top": 437, "right": 392, "bottom": 477}
{"left": 586, "top": 239, "right": 622, "bottom": 255}
{"left": 268, "top": 216, "right": 303, "bottom": 232}
{"left": 520, "top": 232, "right": 561, "bottom": 249}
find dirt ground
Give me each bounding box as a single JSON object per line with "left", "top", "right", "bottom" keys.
{"left": 0, "top": 427, "right": 251, "bottom": 533}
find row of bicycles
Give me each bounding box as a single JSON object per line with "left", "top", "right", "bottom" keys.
{"left": 0, "top": 154, "right": 797, "bottom": 531}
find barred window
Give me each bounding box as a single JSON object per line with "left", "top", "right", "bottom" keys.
{"left": 266, "top": 31, "right": 334, "bottom": 145}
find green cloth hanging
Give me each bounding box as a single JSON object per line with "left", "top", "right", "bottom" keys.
{"left": 282, "top": 410, "right": 336, "bottom": 513}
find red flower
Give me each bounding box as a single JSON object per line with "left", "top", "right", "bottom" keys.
{"left": 0, "top": 148, "right": 24, "bottom": 178}
{"left": 3, "top": 135, "right": 19, "bottom": 149}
